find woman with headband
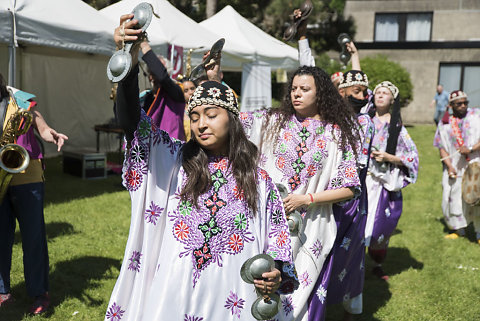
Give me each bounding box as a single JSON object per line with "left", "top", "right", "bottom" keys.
{"left": 364, "top": 81, "right": 419, "bottom": 281}
{"left": 104, "top": 15, "right": 298, "bottom": 321}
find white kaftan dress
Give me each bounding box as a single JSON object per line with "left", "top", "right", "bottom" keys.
{"left": 105, "top": 112, "right": 297, "bottom": 321}
{"left": 434, "top": 108, "right": 480, "bottom": 232}
{"left": 240, "top": 110, "right": 360, "bottom": 321}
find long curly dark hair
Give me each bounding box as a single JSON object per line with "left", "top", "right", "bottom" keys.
{"left": 180, "top": 111, "right": 259, "bottom": 212}
{"left": 265, "top": 66, "right": 360, "bottom": 154}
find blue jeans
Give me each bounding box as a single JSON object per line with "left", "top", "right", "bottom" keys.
{"left": 0, "top": 182, "right": 49, "bottom": 297}
{"left": 434, "top": 108, "right": 446, "bottom": 125}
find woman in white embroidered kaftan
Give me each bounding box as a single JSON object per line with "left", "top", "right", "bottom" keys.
{"left": 240, "top": 66, "right": 361, "bottom": 321}
{"left": 105, "top": 16, "right": 298, "bottom": 321}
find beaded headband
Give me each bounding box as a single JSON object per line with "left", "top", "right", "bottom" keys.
{"left": 374, "top": 81, "right": 399, "bottom": 99}
{"left": 338, "top": 70, "right": 369, "bottom": 89}
{"left": 187, "top": 81, "right": 239, "bottom": 116}
{"left": 449, "top": 90, "right": 467, "bottom": 103}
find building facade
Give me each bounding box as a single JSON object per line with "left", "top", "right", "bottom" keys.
{"left": 345, "top": 0, "right": 480, "bottom": 123}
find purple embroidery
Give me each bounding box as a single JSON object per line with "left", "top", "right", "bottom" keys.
{"left": 128, "top": 250, "right": 142, "bottom": 272}
{"left": 300, "top": 271, "right": 312, "bottom": 288}
{"left": 310, "top": 239, "right": 323, "bottom": 258}
{"left": 282, "top": 295, "right": 295, "bottom": 316}
{"left": 184, "top": 314, "right": 204, "bottom": 321}
{"left": 169, "top": 159, "right": 291, "bottom": 286}
{"left": 145, "top": 201, "right": 164, "bottom": 225}
{"left": 106, "top": 302, "right": 125, "bottom": 321}
{"left": 224, "top": 291, "right": 245, "bottom": 318}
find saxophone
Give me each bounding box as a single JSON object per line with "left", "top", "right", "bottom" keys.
{"left": 0, "top": 91, "right": 33, "bottom": 202}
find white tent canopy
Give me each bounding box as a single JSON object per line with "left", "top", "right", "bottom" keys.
{"left": 100, "top": 0, "right": 251, "bottom": 70}
{"left": 199, "top": 5, "right": 299, "bottom": 71}
{"left": 0, "top": 0, "right": 119, "bottom": 157}
{"left": 0, "top": 0, "right": 116, "bottom": 55}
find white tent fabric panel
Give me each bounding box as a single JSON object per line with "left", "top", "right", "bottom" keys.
{"left": 100, "top": 0, "right": 252, "bottom": 71}
{"left": 0, "top": 0, "right": 116, "bottom": 55}
{"left": 199, "top": 5, "right": 299, "bottom": 71}
{"left": 19, "top": 47, "right": 118, "bottom": 156}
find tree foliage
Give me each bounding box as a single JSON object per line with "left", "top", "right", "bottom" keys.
{"left": 358, "top": 55, "right": 413, "bottom": 107}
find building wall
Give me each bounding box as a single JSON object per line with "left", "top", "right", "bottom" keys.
{"left": 344, "top": 0, "right": 480, "bottom": 124}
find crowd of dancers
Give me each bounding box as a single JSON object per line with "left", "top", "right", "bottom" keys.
{"left": 1, "top": 2, "right": 479, "bottom": 320}
{"left": 102, "top": 5, "right": 423, "bottom": 321}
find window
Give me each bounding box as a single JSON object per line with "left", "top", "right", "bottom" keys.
{"left": 439, "top": 63, "right": 480, "bottom": 108}
{"left": 375, "top": 13, "right": 432, "bottom": 42}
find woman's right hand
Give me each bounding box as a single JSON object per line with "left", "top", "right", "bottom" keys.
{"left": 114, "top": 14, "right": 143, "bottom": 49}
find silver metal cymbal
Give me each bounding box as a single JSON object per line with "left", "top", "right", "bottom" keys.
{"left": 251, "top": 294, "right": 280, "bottom": 320}
{"left": 240, "top": 254, "right": 274, "bottom": 284}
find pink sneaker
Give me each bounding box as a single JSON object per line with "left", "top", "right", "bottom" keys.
{"left": 0, "top": 293, "right": 14, "bottom": 307}
{"left": 29, "top": 293, "right": 50, "bottom": 315}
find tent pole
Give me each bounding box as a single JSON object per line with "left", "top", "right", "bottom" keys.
{"left": 7, "top": 2, "right": 17, "bottom": 87}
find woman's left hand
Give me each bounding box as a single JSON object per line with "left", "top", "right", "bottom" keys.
{"left": 254, "top": 268, "right": 282, "bottom": 294}
{"left": 283, "top": 194, "right": 310, "bottom": 213}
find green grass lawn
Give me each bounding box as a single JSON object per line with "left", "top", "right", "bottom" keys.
{"left": 3, "top": 125, "right": 480, "bottom": 320}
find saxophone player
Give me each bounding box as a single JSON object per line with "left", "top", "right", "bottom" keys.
{"left": 0, "top": 72, "right": 68, "bottom": 314}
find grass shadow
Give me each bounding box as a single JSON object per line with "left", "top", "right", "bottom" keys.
{"left": 14, "top": 222, "right": 77, "bottom": 245}
{"left": 1, "top": 256, "right": 121, "bottom": 320}
{"left": 381, "top": 247, "right": 424, "bottom": 277}
{"left": 331, "top": 247, "right": 423, "bottom": 321}
{"left": 43, "top": 156, "right": 125, "bottom": 205}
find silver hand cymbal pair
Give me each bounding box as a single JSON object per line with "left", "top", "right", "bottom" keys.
{"left": 107, "top": 2, "right": 155, "bottom": 83}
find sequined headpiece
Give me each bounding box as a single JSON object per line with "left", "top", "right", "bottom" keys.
{"left": 330, "top": 71, "right": 343, "bottom": 83}
{"left": 338, "top": 70, "right": 369, "bottom": 89}
{"left": 187, "top": 81, "right": 238, "bottom": 116}
{"left": 449, "top": 90, "right": 467, "bottom": 103}
{"left": 374, "top": 81, "right": 399, "bottom": 99}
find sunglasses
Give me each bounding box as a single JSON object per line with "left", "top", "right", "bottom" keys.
{"left": 452, "top": 100, "right": 469, "bottom": 107}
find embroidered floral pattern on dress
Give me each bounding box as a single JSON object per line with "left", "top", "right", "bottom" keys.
{"left": 145, "top": 201, "right": 164, "bottom": 225}
{"left": 371, "top": 116, "right": 419, "bottom": 186}
{"left": 224, "top": 291, "right": 245, "bottom": 318}
{"left": 106, "top": 302, "right": 125, "bottom": 321}
{"left": 123, "top": 111, "right": 182, "bottom": 191}
{"left": 310, "top": 239, "right": 323, "bottom": 258}
{"left": 128, "top": 250, "right": 142, "bottom": 272}
{"left": 168, "top": 158, "right": 292, "bottom": 287}
{"left": 316, "top": 285, "right": 327, "bottom": 304}
{"left": 300, "top": 271, "right": 312, "bottom": 288}
{"left": 282, "top": 295, "right": 295, "bottom": 316}
{"left": 184, "top": 314, "right": 204, "bottom": 321}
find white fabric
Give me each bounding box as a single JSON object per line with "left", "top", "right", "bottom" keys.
{"left": 100, "top": 0, "right": 249, "bottom": 71}
{"left": 0, "top": 0, "right": 116, "bottom": 55}
{"left": 106, "top": 114, "right": 295, "bottom": 320}
{"left": 0, "top": 44, "right": 119, "bottom": 156}
{"left": 100, "top": 0, "right": 218, "bottom": 50}
{"left": 241, "top": 62, "right": 271, "bottom": 111}
{"left": 364, "top": 173, "right": 383, "bottom": 247}
{"left": 199, "top": 5, "right": 299, "bottom": 71}
{"left": 435, "top": 116, "right": 480, "bottom": 230}
{"left": 298, "top": 39, "right": 315, "bottom": 67}
{"left": 242, "top": 112, "right": 359, "bottom": 321}
{"left": 406, "top": 13, "right": 431, "bottom": 41}
{"left": 375, "top": 15, "right": 399, "bottom": 42}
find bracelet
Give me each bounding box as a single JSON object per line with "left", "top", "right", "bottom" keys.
{"left": 308, "top": 193, "right": 314, "bottom": 204}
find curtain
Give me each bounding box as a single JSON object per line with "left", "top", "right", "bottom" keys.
{"left": 439, "top": 65, "right": 461, "bottom": 94}
{"left": 406, "top": 14, "right": 432, "bottom": 41}
{"left": 375, "top": 14, "right": 399, "bottom": 41}
{"left": 463, "top": 66, "right": 480, "bottom": 108}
